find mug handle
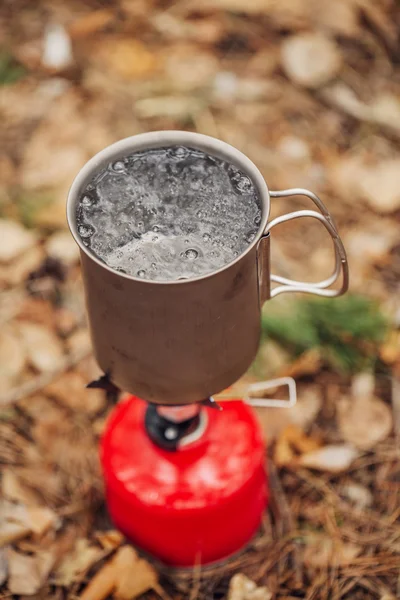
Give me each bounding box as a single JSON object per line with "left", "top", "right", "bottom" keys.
{"left": 261, "top": 188, "right": 349, "bottom": 299}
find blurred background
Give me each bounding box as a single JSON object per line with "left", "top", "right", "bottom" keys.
{"left": 1, "top": 1, "right": 400, "bottom": 599}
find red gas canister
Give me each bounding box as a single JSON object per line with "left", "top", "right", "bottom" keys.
{"left": 101, "top": 396, "right": 267, "bottom": 566}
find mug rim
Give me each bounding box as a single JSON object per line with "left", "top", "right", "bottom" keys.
{"left": 66, "top": 130, "right": 270, "bottom": 285}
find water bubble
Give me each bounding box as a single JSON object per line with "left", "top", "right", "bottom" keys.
{"left": 81, "top": 195, "right": 92, "bottom": 207}
{"left": 78, "top": 225, "right": 94, "bottom": 238}
{"left": 182, "top": 248, "right": 199, "bottom": 260}
{"left": 245, "top": 231, "right": 256, "bottom": 244}
{"left": 152, "top": 236, "right": 159, "bottom": 242}
{"left": 184, "top": 239, "right": 189, "bottom": 244}
{"left": 196, "top": 210, "right": 204, "bottom": 218}
{"left": 178, "top": 276, "right": 188, "bottom": 280}
{"left": 152, "top": 225, "right": 160, "bottom": 232}
{"left": 234, "top": 251, "right": 239, "bottom": 256}
{"left": 137, "top": 270, "right": 146, "bottom": 278}
{"left": 112, "top": 161, "right": 126, "bottom": 173}
{"left": 236, "top": 175, "right": 253, "bottom": 193}
{"left": 202, "top": 233, "right": 211, "bottom": 242}
{"left": 254, "top": 213, "right": 261, "bottom": 226}
{"left": 115, "top": 267, "right": 127, "bottom": 273}
{"left": 169, "top": 146, "right": 188, "bottom": 159}
{"left": 151, "top": 263, "right": 156, "bottom": 269}
{"left": 210, "top": 251, "right": 216, "bottom": 257}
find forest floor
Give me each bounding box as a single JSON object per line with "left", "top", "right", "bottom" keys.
{"left": 1, "top": 1, "right": 400, "bottom": 598}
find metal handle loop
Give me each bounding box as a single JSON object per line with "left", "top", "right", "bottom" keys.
{"left": 265, "top": 189, "right": 349, "bottom": 298}
{"left": 245, "top": 377, "right": 297, "bottom": 408}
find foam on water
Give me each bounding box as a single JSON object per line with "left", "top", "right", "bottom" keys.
{"left": 76, "top": 146, "right": 261, "bottom": 281}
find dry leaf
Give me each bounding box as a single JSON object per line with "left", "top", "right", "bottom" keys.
{"left": 163, "top": 45, "right": 218, "bottom": 91}
{"left": 7, "top": 549, "right": 55, "bottom": 595}
{"left": 5, "top": 246, "right": 45, "bottom": 287}
{"left": 0, "top": 326, "right": 27, "bottom": 392}
{"left": 2, "top": 469, "right": 41, "bottom": 506}
{"left": 358, "top": 160, "right": 400, "bottom": 214}
{"left": 0, "top": 549, "right": 7, "bottom": 587}
{"left": 0, "top": 220, "right": 37, "bottom": 263}
{"left": 45, "top": 372, "right": 105, "bottom": 414}
{"left": 46, "top": 231, "right": 80, "bottom": 266}
{"left": 281, "top": 33, "right": 342, "bottom": 88}
{"left": 341, "top": 483, "right": 373, "bottom": 510}
{"left": 282, "top": 349, "right": 322, "bottom": 378}
{"left": 228, "top": 573, "right": 272, "bottom": 600}
{"left": 0, "top": 521, "right": 31, "bottom": 548}
{"left": 69, "top": 10, "right": 115, "bottom": 38}
{"left": 274, "top": 425, "right": 321, "bottom": 467}
{"left": 18, "top": 322, "right": 64, "bottom": 372}
{"left": 55, "top": 539, "right": 102, "bottom": 586}
{"left": 299, "top": 444, "right": 359, "bottom": 472}
{"left": 79, "top": 546, "right": 160, "bottom": 600}
{"left": 337, "top": 394, "right": 392, "bottom": 450}
{"left": 79, "top": 558, "right": 116, "bottom": 600}
{"left": 380, "top": 331, "right": 400, "bottom": 365}
{"left": 26, "top": 506, "right": 58, "bottom": 536}
{"left": 98, "top": 39, "right": 157, "bottom": 80}
{"left": 114, "top": 546, "right": 158, "bottom": 600}
{"left": 304, "top": 535, "right": 361, "bottom": 569}
{"left": 95, "top": 530, "right": 124, "bottom": 550}
{"left": 66, "top": 328, "right": 91, "bottom": 356}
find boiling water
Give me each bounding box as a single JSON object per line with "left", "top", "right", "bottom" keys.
{"left": 76, "top": 146, "right": 261, "bottom": 281}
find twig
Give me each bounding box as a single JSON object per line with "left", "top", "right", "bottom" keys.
{"left": 0, "top": 346, "right": 91, "bottom": 407}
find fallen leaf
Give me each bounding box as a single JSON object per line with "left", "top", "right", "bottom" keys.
{"left": 304, "top": 535, "right": 361, "bottom": 569}
{"left": 298, "top": 444, "right": 359, "bottom": 472}
{"left": 337, "top": 394, "right": 392, "bottom": 451}
{"left": 2, "top": 469, "right": 41, "bottom": 506}
{"left": 26, "top": 506, "right": 58, "bottom": 536}
{"left": 0, "top": 220, "right": 37, "bottom": 263}
{"left": 95, "top": 530, "right": 124, "bottom": 550}
{"left": 274, "top": 433, "right": 295, "bottom": 468}
{"left": 18, "top": 322, "right": 65, "bottom": 372}
{"left": 79, "top": 546, "right": 160, "bottom": 600}
{"left": 380, "top": 331, "right": 400, "bottom": 365}
{"left": 283, "top": 424, "right": 322, "bottom": 454}
{"left": 55, "top": 539, "right": 102, "bottom": 586}
{"left": 45, "top": 372, "right": 105, "bottom": 414}
{"left": 163, "top": 45, "right": 218, "bottom": 91}
{"left": 281, "top": 33, "right": 342, "bottom": 88}
{"left": 69, "top": 10, "right": 115, "bottom": 39}
{"left": 79, "top": 557, "right": 116, "bottom": 600}
{"left": 0, "top": 549, "right": 7, "bottom": 586}
{"left": 0, "top": 326, "right": 27, "bottom": 392}
{"left": 282, "top": 349, "right": 322, "bottom": 378}
{"left": 114, "top": 546, "right": 158, "bottom": 600}
{"left": 66, "top": 328, "right": 91, "bottom": 355}
{"left": 4, "top": 246, "right": 45, "bottom": 287}
{"left": 228, "top": 573, "right": 272, "bottom": 600}
{"left": 98, "top": 39, "right": 157, "bottom": 80}
{"left": 0, "top": 521, "right": 31, "bottom": 548}
{"left": 274, "top": 425, "right": 322, "bottom": 467}
{"left": 46, "top": 231, "right": 80, "bottom": 266}
{"left": 7, "top": 549, "right": 55, "bottom": 595}
{"left": 321, "top": 84, "right": 400, "bottom": 138}
{"left": 341, "top": 483, "right": 373, "bottom": 510}
{"left": 358, "top": 160, "right": 400, "bottom": 214}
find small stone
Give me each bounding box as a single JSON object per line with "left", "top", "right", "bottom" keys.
{"left": 281, "top": 33, "right": 342, "bottom": 88}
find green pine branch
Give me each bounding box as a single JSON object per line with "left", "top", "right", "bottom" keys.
{"left": 261, "top": 295, "right": 388, "bottom": 374}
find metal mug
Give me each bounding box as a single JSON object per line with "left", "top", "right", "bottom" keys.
{"left": 67, "top": 131, "right": 348, "bottom": 405}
